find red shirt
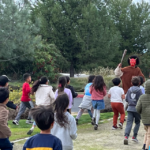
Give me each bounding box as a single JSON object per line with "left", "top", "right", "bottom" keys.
{"left": 21, "top": 82, "right": 31, "bottom": 102}
{"left": 90, "top": 86, "right": 106, "bottom": 100}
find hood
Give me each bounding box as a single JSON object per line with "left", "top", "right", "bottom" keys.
{"left": 129, "top": 86, "right": 141, "bottom": 93}
{"left": 145, "top": 80, "right": 150, "bottom": 94}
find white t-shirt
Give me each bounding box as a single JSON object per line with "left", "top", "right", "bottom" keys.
{"left": 108, "top": 86, "right": 124, "bottom": 103}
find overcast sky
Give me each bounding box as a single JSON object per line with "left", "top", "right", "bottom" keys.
{"left": 133, "top": 0, "right": 149, "bottom": 3}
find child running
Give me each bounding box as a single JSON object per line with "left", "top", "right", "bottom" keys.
{"left": 124, "top": 76, "right": 142, "bottom": 145}
{"left": 13, "top": 73, "right": 34, "bottom": 125}
{"left": 66, "top": 76, "right": 78, "bottom": 105}
{"left": 136, "top": 80, "right": 150, "bottom": 150}
{"left": 76, "top": 75, "right": 95, "bottom": 125}
{"left": 23, "top": 106, "right": 62, "bottom": 150}
{"left": 90, "top": 75, "right": 106, "bottom": 130}
{"left": 0, "top": 88, "right": 13, "bottom": 150}
{"left": 55, "top": 76, "right": 73, "bottom": 113}
{"left": 27, "top": 76, "right": 55, "bottom": 135}
{"left": 108, "top": 78, "right": 125, "bottom": 130}
{"left": 51, "top": 94, "right": 77, "bottom": 150}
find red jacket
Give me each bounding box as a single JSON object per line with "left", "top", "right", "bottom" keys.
{"left": 21, "top": 82, "right": 31, "bottom": 102}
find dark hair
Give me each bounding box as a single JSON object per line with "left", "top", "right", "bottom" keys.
{"left": 30, "top": 105, "right": 54, "bottom": 131}
{"left": 58, "top": 76, "right": 67, "bottom": 94}
{"left": 32, "top": 76, "right": 48, "bottom": 94}
{"left": 23, "top": 73, "right": 31, "bottom": 81}
{"left": 0, "top": 87, "right": 9, "bottom": 103}
{"left": 131, "top": 76, "right": 140, "bottom": 86}
{"left": 92, "top": 75, "right": 106, "bottom": 92}
{"left": 112, "top": 78, "right": 121, "bottom": 86}
{"left": 88, "top": 75, "right": 95, "bottom": 83}
{"left": 53, "top": 94, "right": 69, "bottom": 128}
{"left": 128, "top": 55, "right": 140, "bottom": 66}
{"left": 66, "top": 76, "right": 70, "bottom": 83}
{"left": 139, "top": 76, "right": 144, "bottom": 85}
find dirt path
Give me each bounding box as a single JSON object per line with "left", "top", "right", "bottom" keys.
{"left": 13, "top": 119, "right": 145, "bottom": 150}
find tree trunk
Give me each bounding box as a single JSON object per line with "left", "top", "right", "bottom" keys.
{"left": 70, "top": 64, "right": 74, "bottom": 77}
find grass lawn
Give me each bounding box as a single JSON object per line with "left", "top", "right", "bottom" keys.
{"left": 9, "top": 112, "right": 114, "bottom": 141}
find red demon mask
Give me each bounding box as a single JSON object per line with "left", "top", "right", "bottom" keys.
{"left": 130, "top": 58, "right": 136, "bottom": 67}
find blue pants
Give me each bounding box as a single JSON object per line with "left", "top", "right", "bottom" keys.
{"left": 0, "top": 138, "right": 13, "bottom": 150}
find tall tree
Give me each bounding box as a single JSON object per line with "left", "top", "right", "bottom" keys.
{"left": 0, "top": 0, "right": 41, "bottom": 74}
{"left": 32, "top": 0, "right": 120, "bottom": 77}
{"left": 107, "top": 0, "right": 150, "bottom": 54}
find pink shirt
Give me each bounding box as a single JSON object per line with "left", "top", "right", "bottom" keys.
{"left": 90, "top": 86, "right": 106, "bottom": 100}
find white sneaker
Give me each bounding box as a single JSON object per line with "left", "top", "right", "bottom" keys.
{"left": 12, "top": 120, "right": 19, "bottom": 125}
{"left": 118, "top": 123, "right": 123, "bottom": 129}
{"left": 26, "top": 120, "right": 33, "bottom": 124}
{"left": 131, "top": 137, "right": 138, "bottom": 143}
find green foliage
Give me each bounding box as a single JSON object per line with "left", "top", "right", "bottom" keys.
{"left": 31, "top": 0, "right": 120, "bottom": 76}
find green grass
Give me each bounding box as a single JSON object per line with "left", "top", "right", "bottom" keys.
{"left": 9, "top": 112, "right": 114, "bottom": 141}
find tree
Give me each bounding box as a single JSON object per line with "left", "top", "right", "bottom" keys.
{"left": 31, "top": 0, "right": 120, "bottom": 77}
{"left": 107, "top": 0, "right": 150, "bottom": 54}
{"left": 0, "top": 0, "right": 41, "bottom": 76}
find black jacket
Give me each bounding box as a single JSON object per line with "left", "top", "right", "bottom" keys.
{"left": 66, "top": 85, "right": 78, "bottom": 98}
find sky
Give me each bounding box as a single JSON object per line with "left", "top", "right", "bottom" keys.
{"left": 133, "top": 0, "right": 149, "bottom": 3}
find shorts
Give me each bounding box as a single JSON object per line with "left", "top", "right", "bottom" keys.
{"left": 92, "top": 100, "right": 105, "bottom": 110}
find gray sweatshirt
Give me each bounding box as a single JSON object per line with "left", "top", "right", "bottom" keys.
{"left": 126, "top": 86, "right": 142, "bottom": 112}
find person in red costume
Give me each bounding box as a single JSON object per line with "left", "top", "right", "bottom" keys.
{"left": 115, "top": 55, "right": 145, "bottom": 94}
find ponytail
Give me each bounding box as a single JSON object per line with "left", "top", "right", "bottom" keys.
{"left": 31, "top": 76, "right": 49, "bottom": 94}
{"left": 31, "top": 80, "right": 40, "bottom": 94}
{"left": 58, "top": 76, "right": 67, "bottom": 94}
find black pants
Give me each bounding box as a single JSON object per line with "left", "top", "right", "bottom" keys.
{"left": 6, "top": 101, "right": 17, "bottom": 110}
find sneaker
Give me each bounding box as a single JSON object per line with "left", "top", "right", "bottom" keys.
{"left": 124, "top": 136, "right": 128, "bottom": 145}
{"left": 76, "top": 119, "right": 78, "bottom": 125}
{"left": 11, "top": 142, "right": 14, "bottom": 146}
{"left": 112, "top": 126, "right": 118, "bottom": 130}
{"left": 12, "top": 120, "right": 19, "bottom": 125}
{"left": 119, "top": 123, "right": 123, "bottom": 129}
{"left": 132, "top": 137, "right": 138, "bottom": 143}
{"left": 27, "top": 129, "right": 33, "bottom": 135}
{"left": 26, "top": 120, "right": 33, "bottom": 124}
{"left": 94, "top": 124, "right": 98, "bottom": 130}
{"left": 124, "top": 118, "right": 126, "bottom": 121}
{"left": 91, "top": 118, "right": 95, "bottom": 125}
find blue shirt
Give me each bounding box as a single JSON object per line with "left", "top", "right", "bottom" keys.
{"left": 23, "top": 134, "right": 62, "bottom": 150}
{"left": 85, "top": 83, "right": 92, "bottom": 96}
{"left": 140, "top": 86, "right": 145, "bottom": 94}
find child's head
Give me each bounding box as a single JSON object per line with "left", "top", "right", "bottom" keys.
{"left": 66, "top": 76, "right": 70, "bottom": 84}
{"left": 139, "top": 76, "right": 144, "bottom": 86}
{"left": 88, "top": 75, "right": 95, "bottom": 83}
{"left": 53, "top": 93, "right": 69, "bottom": 128}
{"left": 0, "top": 87, "right": 9, "bottom": 104}
{"left": 30, "top": 105, "right": 54, "bottom": 132}
{"left": 112, "top": 78, "right": 121, "bottom": 86}
{"left": 0, "top": 75, "right": 10, "bottom": 87}
{"left": 92, "top": 75, "right": 106, "bottom": 92}
{"left": 23, "top": 73, "right": 31, "bottom": 83}
{"left": 32, "top": 76, "right": 49, "bottom": 94}
{"left": 131, "top": 76, "right": 140, "bottom": 86}
{"left": 58, "top": 76, "right": 67, "bottom": 93}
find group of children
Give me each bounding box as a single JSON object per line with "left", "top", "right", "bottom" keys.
{"left": 0, "top": 73, "right": 150, "bottom": 150}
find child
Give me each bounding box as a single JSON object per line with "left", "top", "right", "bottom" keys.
{"left": 0, "top": 88, "right": 13, "bottom": 150}
{"left": 136, "top": 80, "right": 150, "bottom": 150}
{"left": 139, "top": 76, "right": 145, "bottom": 94}
{"left": 51, "top": 94, "right": 77, "bottom": 150}
{"left": 90, "top": 75, "right": 107, "bottom": 130}
{"left": 76, "top": 75, "right": 95, "bottom": 125}
{"left": 55, "top": 76, "right": 73, "bottom": 113}
{"left": 0, "top": 75, "right": 17, "bottom": 110}
{"left": 66, "top": 76, "right": 78, "bottom": 105}
{"left": 108, "top": 78, "right": 125, "bottom": 129}
{"left": 27, "top": 76, "right": 55, "bottom": 135}
{"left": 23, "top": 106, "right": 62, "bottom": 150}
{"left": 13, "top": 73, "right": 34, "bottom": 125}
{"left": 124, "top": 76, "right": 142, "bottom": 145}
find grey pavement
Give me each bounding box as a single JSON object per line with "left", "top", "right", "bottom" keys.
{"left": 72, "top": 98, "right": 82, "bottom": 113}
